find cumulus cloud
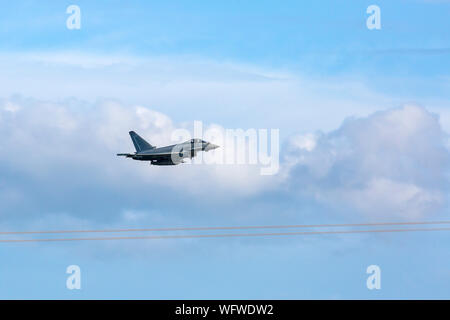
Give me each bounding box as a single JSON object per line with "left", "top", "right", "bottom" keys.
{"left": 0, "top": 97, "right": 276, "bottom": 217}
{"left": 0, "top": 52, "right": 449, "bottom": 228}
{"left": 1, "top": 95, "right": 448, "bottom": 229}
{"left": 1, "top": 96, "right": 449, "bottom": 228}
{"left": 284, "top": 105, "right": 450, "bottom": 219}
{"left": 0, "top": 51, "right": 418, "bottom": 138}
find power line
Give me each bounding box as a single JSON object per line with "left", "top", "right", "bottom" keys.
{"left": 1, "top": 220, "right": 450, "bottom": 235}
{"left": 1, "top": 227, "right": 450, "bottom": 243}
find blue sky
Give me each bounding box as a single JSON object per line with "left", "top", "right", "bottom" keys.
{"left": 0, "top": 0, "right": 449, "bottom": 299}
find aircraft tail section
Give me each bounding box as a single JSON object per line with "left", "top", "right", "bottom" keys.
{"left": 129, "top": 131, "right": 155, "bottom": 152}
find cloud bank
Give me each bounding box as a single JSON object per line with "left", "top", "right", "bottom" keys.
{"left": 0, "top": 96, "right": 280, "bottom": 229}
{"left": 0, "top": 96, "right": 449, "bottom": 228}
{"left": 284, "top": 105, "right": 450, "bottom": 219}
{"left": 0, "top": 53, "right": 449, "bottom": 227}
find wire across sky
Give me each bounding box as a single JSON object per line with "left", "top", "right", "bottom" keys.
{"left": 1, "top": 220, "right": 450, "bottom": 243}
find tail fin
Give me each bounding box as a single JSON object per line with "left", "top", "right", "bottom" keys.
{"left": 129, "top": 131, "right": 155, "bottom": 152}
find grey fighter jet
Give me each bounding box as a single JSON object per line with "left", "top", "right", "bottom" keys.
{"left": 117, "top": 131, "right": 219, "bottom": 166}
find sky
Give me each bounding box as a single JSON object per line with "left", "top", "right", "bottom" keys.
{"left": 0, "top": 0, "right": 449, "bottom": 299}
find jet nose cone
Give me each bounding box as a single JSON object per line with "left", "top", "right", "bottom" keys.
{"left": 206, "top": 143, "right": 219, "bottom": 151}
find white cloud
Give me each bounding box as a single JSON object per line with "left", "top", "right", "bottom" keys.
{"left": 0, "top": 51, "right": 421, "bottom": 138}
{"left": 284, "top": 105, "right": 450, "bottom": 219}
{"left": 0, "top": 98, "right": 448, "bottom": 223}
{"left": 0, "top": 97, "right": 276, "bottom": 203}
{"left": 0, "top": 52, "right": 449, "bottom": 224}
{"left": 287, "top": 133, "right": 317, "bottom": 152}
{"left": 4, "top": 101, "right": 20, "bottom": 113}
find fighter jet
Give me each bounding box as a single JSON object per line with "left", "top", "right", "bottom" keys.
{"left": 117, "top": 131, "right": 219, "bottom": 165}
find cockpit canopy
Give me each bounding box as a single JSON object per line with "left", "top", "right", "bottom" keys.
{"left": 188, "top": 139, "right": 207, "bottom": 144}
